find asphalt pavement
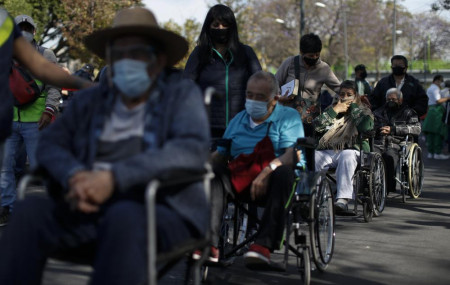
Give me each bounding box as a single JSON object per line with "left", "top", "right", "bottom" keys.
{"left": 2, "top": 142, "right": 450, "bottom": 285}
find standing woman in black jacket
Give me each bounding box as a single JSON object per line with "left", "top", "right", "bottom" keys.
{"left": 184, "top": 4, "right": 262, "bottom": 139}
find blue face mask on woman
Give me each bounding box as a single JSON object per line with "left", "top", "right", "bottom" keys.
{"left": 112, "top": 59, "right": 152, "bottom": 98}
{"left": 245, "top": 99, "right": 269, "bottom": 120}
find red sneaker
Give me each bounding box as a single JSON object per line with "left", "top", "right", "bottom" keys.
{"left": 244, "top": 244, "right": 270, "bottom": 267}
{"left": 192, "top": 250, "right": 202, "bottom": 260}
{"left": 209, "top": 246, "right": 219, "bottom": 263}
{"left": 192, "top": 246, "right": 219, "bottom": 263}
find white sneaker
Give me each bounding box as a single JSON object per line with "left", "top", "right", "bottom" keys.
{"left": 336, "top": 198, "right": 348, "bottom": 205}
{"left": 427, "top": 153, "right": 434, "bottom": 159}
{"left": 434, "top": 153, "right": 450, "bottom": 160}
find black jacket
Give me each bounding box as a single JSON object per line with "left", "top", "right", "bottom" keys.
{"left": 183, "top": 44, "right": 261, "bottom": 135}
{"left": 373, "top": 104, "right": 421, "bottom": 151}
{"left": 371, "top": 74, "right": 428, "bottom": 117}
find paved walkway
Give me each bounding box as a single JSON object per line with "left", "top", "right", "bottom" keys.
{"left": 3, "top": 142, "right": 450, "bottom": 284}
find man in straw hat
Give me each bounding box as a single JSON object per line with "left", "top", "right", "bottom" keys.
{"left": 0, "top": 7, "right": 210, "bottom": 284}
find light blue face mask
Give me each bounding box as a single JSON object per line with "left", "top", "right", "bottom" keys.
{"left": 112, "top": 59, "right": 152, "bottom": 98}
{"left": 21, "top": 31, "right": 34, "bottom": 43}
{"left": 245, "top": 99, "right": 269, "bottom": 120}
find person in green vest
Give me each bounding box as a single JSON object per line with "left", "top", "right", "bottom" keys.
{"left": 0, "top": 11, "right": 92, "bottom": 226}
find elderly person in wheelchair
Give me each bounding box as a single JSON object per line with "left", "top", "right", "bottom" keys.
{"left": 0, "top": 8, "right": 210, "bottom": 285}
{"left": 209, "top": 71, "right": 304, "bottom": 268}
{"left": 373, "top": 88, "right": 421, "bottom": 194}
{"left": 314, "top": 80, "right": 374, "bottom": 213}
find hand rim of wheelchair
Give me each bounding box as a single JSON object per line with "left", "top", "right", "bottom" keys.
{"left": 308, "top": 172, "right": 335, "bottom": 272}
{"left": 407, "top": 143, "right": 423, "bottom": 199}
{"left": 369, "top": 152, "right": 387, "bottom": 217}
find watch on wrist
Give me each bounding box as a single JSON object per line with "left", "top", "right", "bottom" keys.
{"left": 269, "top": 162, "right": 278, "bottom": 171}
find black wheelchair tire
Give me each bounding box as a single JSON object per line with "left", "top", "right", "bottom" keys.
{"left": 309, "top": 174, "right": 335, "bottom": 272}
{"left": 370, "top": 152, "right": 387, "bottom": 216}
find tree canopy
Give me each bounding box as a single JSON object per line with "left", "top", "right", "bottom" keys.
{"left": 1, "top": 0, "right": 142, "bottom": 65}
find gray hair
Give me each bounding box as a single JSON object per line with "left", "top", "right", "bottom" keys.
{"left": 386, "top": 87, "right": 402, "bottom": 99}
{"left": 248, "top": 71, "right": 279, "bottom": 97}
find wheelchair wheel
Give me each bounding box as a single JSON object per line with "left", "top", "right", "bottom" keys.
{"left": 407, "top": 144, "right": 423, "bottom": 199}
{"left": 309, "top": 174, "right": 335, "bottom": 272}
{"left": 363, "top": 200, "right": 373, "bottom": 222}
{"left": 219, "top": 202, "right": 248, "bottom": 259}
{"left": 299, "top": 247, "right": 311, "bottom": 285}
{"left": 369, "top": 152, "right": 386, "bottom": 216}
{"left": 201, "top": 265, "right": 208, "bottom": 282}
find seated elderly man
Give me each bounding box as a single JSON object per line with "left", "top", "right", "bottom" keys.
{"left": 209, "top": 71, "right": 304, "bottom": 268}
{"left": 373, "top": 88, "right": 421, "bottom": 194}
{"left": 0, "top": 7, "right": 210, "bottom": 285}
{"left": 314, "top": 80, "right": 374, "bottom": 213}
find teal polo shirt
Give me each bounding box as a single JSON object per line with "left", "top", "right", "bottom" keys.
{"left": 218, "top": 103, "right": 305, "bottom": 164}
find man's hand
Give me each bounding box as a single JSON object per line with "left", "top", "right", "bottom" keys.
{"left": 250, "top": 167, "right": 271, "bottom": 201}
{"left": 66, "top": 170, "right": 115, "bottom": 213}
{"left": 379, "top": 126, "right": 391, "bottom": 135}
{"left": 333, "top": 99, "right": 351, "bottom": 114}
{"left": 38, "top": 112, "right": 53, "bottom": 130}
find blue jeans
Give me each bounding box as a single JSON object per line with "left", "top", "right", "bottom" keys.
{"left": 0, "top": 122, "right": 39, "bottom": 209}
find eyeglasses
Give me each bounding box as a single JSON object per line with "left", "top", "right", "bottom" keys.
{"left": 110, "top": 45, "right": 156, "bottom": 61}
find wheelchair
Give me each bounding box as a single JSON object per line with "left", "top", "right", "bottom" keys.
{"left": 394, "top": 134, "right": 424, "bottom": 203}
{"left": 18, "top": 166, "right": 214, "bottom": 285}
{"left": 326, "top": 132, "right": 387, "bottom": 222}
{"left": 211, "top": 137, "right": 335, "bottom": 285}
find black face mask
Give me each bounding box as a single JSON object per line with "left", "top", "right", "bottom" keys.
{"left": 387, "top": 101, "right": 399, "bottom": 109}
{"left": 392, "top": 66, "right": 406, "bottom": 76}
{"left": 360, "top": 71, "right": 367, "bottom": 79}
{"left": 303, "top": 56, "right": 319, "bottom": 66}
{"left": 210, "top": 28, "right": 230, "bottom": 44}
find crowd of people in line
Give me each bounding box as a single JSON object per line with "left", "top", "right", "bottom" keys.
{"left": 0, "top": 3, "right": 447, "bottom": 284}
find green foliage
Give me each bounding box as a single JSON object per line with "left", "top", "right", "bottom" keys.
{"left": 2, "top": 0, "right": 142, "bottom": 65}
{"left": 162, "top": 18, "right": 201, "bottom": 68}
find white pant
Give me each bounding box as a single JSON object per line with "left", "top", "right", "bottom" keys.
{"left": 315, "top": 149, "right": 360, "bottom": 200}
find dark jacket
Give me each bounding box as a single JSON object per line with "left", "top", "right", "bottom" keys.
{"left": 183, "top": 44, "right": 261, "bottom": 135}
{"left": 373, "top": 104, "right": 421, "bottom": 151}
{"left": 37, "top": 71, "right": 211, "bottom": 236}
{"left": 371, "top": 74, "right": 428, "bottom": 117}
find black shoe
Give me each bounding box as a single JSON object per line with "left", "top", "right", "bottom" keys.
{"left": 0, "top": 206, "right": 10, "bottom": 227}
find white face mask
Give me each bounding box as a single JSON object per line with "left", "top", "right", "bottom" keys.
{"left": 440, "top": 82, "right": 445, "bottom": 88}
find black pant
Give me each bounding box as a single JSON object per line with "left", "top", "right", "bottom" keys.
{"left": 0, "top": 195, "right": 196, "bottom": 284}
{"left": 210, "top": 163, "right": 295, "bottom": 251}
{"left": 374, "top": 146, "right": 399, "bottom": 193}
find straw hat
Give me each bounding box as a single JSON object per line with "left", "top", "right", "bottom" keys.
{"left": 84, "top": 7, "right": 188, "bottom": 66}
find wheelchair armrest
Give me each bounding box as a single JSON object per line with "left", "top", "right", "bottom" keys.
{"left": 296, "top": 137, "right": 317, "bottom": 149}
{"left": 17, "top": 167, "right": 49, "bottom": 200}
{"left": 146, "top": 164, "right": 214, "bottom": 285}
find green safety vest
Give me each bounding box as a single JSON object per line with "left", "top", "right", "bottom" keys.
{"left": 0, "top": 9, "right": 14, "bottom": 47}
{"left": 13, "top": 79, "right": 47, "bottom": 122}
